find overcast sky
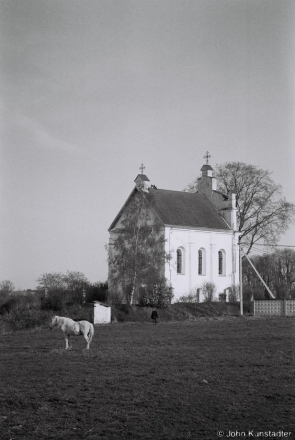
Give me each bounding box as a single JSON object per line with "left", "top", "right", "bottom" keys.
{"left": 1, "top": 0, "right": 294, "bottom": 290}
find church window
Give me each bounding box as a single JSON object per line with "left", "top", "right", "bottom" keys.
{"left": 198, "top": 248, "right": 206, "bottom": 275}
{"left": 177, "top": 248, "right": 184, "bottom": 274}
{"left": 218, "top": 250, "right": 226, "bottom": 275}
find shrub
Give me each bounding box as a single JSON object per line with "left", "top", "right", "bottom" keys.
{"left": 0, "top": 309, "right": 53, "bottom": 333}
{"left": 111, "top": 304, "right": 138, "bottom": 322}
{"left": 66, "top": 289, "right": 84, "bottom": 306}
{"left": 228, "top": 285, "right": 239, "bottom": 302}
{"left": 87, "top": 282, "right": 108, "bottom": 303}
{"left": 177, "top": 287, "right": 200, "bottom": 303}
{"left": 138, "top": 279, "right": 173, "bottom": 308}
{"left": 201, "top": 281, "right": 216, "bottom": 302}
{"left": 0, "top": 292, "right": 10, "bottom": 309}
{"left": 41, "top": 289, "right": 66, "bottom": 311}
{"left": 0, "top": 297, "right": 18, "bottom": 315}
{"left": 0, "top": 292, "right": 42, "bottom": 315}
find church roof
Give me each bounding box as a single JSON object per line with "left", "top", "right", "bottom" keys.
{"left": 201, "top": 164, "right": 214, "bottom": 171}
{"left": 148, "top": 189, "right": 230, "bottom": 230}
{"left": 109, "top": 188, "right": 231, "bottom": 231}
{"left": 134, "top": 174, "right": 150, "bottom": 182}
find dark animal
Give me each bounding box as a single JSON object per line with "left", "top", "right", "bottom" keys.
{"left": 151, "top": 310, "right": 158, "bottom": 325}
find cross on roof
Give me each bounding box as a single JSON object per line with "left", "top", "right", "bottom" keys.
{"left": 203, "top": 151, "right": 211, "bottom": 165}
{"left": 139, "top": 163, "right": 145, "bottom": 174}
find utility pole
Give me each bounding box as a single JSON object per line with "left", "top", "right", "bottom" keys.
{"left": 239, "top": 240, "right": 243, "bottom": 316}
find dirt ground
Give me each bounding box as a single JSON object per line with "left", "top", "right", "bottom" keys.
{"left": 0, "top": 317, "right": 294, "bottom": 440}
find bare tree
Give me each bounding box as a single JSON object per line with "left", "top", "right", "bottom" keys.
{"left": 242, "top": 249, "right": 295, "bottom": 299}
{"left": 108, "top": 187, "right": 171, "bottom": 304}
{"left": 0, "top": 280, "right": 15, "bottom": 295}
{"left": 275, "top": 249, "right": 295, "bottom": 297}
{"left": 37, "top": 271, "right": 91, "bottom": 307}
{"left": 64, "top": 271, "right": 89, "bottom": 290}
{"left": 185, "top": 162, "right": 295, "bottom": 254}
{"left": 36, "top": 272, "right": 66, "bottom": 291}
{"left": 64, "top": 271, "right": 89, "bottom": 304}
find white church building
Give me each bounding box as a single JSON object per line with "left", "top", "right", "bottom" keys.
{"left": 108, "top": 157, "right": 240, "bottom": 303}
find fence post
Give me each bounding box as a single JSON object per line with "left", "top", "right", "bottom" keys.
{"left": 239, "top": 242, "right": 243, "bottom": 316}
{"left": 283, "top": 299, "right": 287, "bottom": 317}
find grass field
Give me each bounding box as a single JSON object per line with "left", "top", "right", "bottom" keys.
{"left": 0, "top": 317, "right": 294, "bottom": 440}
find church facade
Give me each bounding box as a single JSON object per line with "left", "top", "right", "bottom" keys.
{"left": 108, "top": 159, "right": 240, "bottom": 303}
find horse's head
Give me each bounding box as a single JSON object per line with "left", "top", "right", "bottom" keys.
{"left": 50, "top": 316, "right": 58, "bottom": 330}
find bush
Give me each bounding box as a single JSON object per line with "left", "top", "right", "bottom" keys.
{"left": 0, "top": 292, "right": 42, "bottom": 315}
{"left": 111, "top": 304, "right": 138, "bottom": 322}
{"left": 41, "top": 290, "right": 66, "bottom": 311}
{"left": 0, "top": 297, "right": 18, "bottom": 315}
{"left": 113, "top": 304, "right": 133, "bottom": 322}
{"left": 87, "top": 282, "right": 108, "bottom": 303}
{"left": 138, "top": 279, "right": 173, "bottom": 308}
{"left": 201, "top": 281, "right": 216, "bottom": 302}
{"left": 0, "top": 292, "right": 10, "bottom": 309}
{"left": 0, "top": 309, "right": 53, "bottom": 334}
{"left": 177, "top": 287, "right": 200, "bottom": 303}
{"left": 228, "top": 285, "right": 239, "bottom": 302}
{"left": 177, "top": 284, "right": 218, "bottom": 303}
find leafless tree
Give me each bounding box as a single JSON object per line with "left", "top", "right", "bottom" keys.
{"left": 243, "top": 249, "right": 295, "bottom": 298}
{"left": 0, "top": 280, "right": 15, "bottom": 295}
{"left": 108, "top": 187, "right": 171, "bottom": 304}
{"left": 185, "top": 162, "right": 295, "bottom": 254}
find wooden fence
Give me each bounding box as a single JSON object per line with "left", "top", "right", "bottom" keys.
{"left": 254, "top": 299, "right": 295, "bottom": 317}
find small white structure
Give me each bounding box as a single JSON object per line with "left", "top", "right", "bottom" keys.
{"left": 93, "top": 302, "right": 111, "bottom": 324}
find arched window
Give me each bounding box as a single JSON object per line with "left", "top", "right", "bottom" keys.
{"left": 177, "top": 248, "right": 182, "bottom": 274}
{"left": 198, "top": 248, "right": 206, "bottom": 275}
{"left": 218, "top": 250, "right": 226, "bottom": 275}
{"left": 177, "top": 248, "right": 184, "bottom": 274}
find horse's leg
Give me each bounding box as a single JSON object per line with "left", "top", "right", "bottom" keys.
{"left": 83, "top": 332, "right": 90, "bottom": 350}
{"left": 65, "top": 335, "right": 69, "bottom": 350}
{"left": 87, "top": 326, "right": 94, "bottom": 349}
{"left": 68, "top": 334, "right": 72, "bottom": 349}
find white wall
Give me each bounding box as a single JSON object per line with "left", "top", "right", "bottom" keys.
{"left": 164, "top": 227, "right": 239, "bottom": 302}
{"left": 93, "top": 302, "right": 111, "bottom": 324}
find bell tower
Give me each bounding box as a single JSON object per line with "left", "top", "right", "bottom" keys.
{"left": 197, "top": 152, "right": 217, "bottom": 197}
{"left": 134, "top": 163, "right": 151, "bottom": 192}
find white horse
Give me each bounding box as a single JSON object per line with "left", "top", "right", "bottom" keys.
{"left": 50, "top": 316, "right": 94, "bottom": 350}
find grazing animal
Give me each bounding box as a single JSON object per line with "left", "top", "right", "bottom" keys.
{"left": 50, "top": 316, "right": 94, "bottom": 350}
{"left": 151, "top": 310, "right": 158, "bottom": 325}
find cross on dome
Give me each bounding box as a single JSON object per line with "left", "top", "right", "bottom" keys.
{"left": 139, "top": 163, "right": 145, "bottom": 174}
{"left": 203, "top": 151, "right": 211, "bottom": 165}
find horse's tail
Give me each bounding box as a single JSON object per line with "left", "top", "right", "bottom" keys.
{"left": 88, "top": 324, "right": 94, "bottom": 343}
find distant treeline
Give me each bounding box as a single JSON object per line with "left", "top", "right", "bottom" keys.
{"left": 0, "top": 271, "right": 108, "bottom": 315}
